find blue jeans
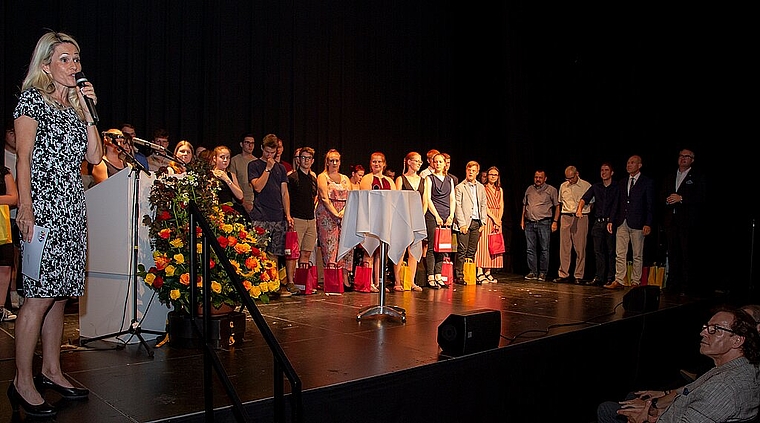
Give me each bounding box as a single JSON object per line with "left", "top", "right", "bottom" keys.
{"left": 525, "top": 219, "right": 551, "bottom": 275}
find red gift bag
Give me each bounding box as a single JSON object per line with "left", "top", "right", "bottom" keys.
{"left": 434, "top": 226, "right": 452, "bottom": 253}
{"left": 323, "top": 263, "right": 344, "bottom": 294}
{"left": 295, "top": 263, "right": 318, "bottom": 294}
{"left": 440, "top": 256, "right": 454, "bottom": 286}
{"left": 488, "top": 230, "right": 506, "bottom": 255}
{"left": 353, "top": 262, "right": 372, "bottom": 293}
{"left": 284, "top": 230, "right": 300, "bottom": 260}
{"left": 640, "top": 266, "right": 649, "bottom": 286}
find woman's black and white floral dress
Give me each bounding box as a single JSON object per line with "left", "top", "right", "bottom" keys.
{"left": 14, "top": 88, "right": 89, "bottom": 297}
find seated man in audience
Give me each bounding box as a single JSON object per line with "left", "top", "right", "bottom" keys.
{"left": 597, "top": 305, "right": 760, "bottom": 423}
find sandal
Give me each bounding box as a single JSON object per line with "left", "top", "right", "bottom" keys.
{"left": 435, "top": 274, "right": 449, "bottom": 289}
{"left": 485, "top": 274, "right": 497, "bottom": 283}
{"left": 476, "top": 274, "right": 488, "bottom": 285}
{"left": 427, "top": 276, "right": 439, "bottom": 289}
{"left": 411, "top": 284, "right": 423, "bottom": 292}
{"left": 393, "top": 285, "right": 405, "bottom": 292}
{"left": 370, "top": 285, "right": 380, "bottom": 293}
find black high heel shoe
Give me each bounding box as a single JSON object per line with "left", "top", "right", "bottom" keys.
{"left": 34, "top": 374, "right": 89, "bottom": 400}
{"left": 7, "top": 383, "right": 57, "bottom": 418}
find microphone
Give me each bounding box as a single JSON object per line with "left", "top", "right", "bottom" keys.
{"left": 132, "top": 137, "right": 167, "bottom": 152}
{"left": 74, "top": 71, "right": 99, "bottom": 124}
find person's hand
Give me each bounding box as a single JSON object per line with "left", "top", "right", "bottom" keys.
{"left": 617, "top": 398, "right": 654, "bottom": 423}
{"left": 634, "top": 390, "right": 665, "bottom": 401}
{"left": 666, "top": 193, "right": 682, "bottom": 205}
{"left": 266, "top": 158, "right": 276, "bottom": 170}
{"left": 643, "top": 225, "right": 651, "bottom": 236}
{"left": 16, "top": 204, "right": 35, "bottom": 243}
{"left": 212, "top": 169, "right": 230, "bottom": 184}
{"left": 77, "top": 80, "right": 97, "bottom": 105}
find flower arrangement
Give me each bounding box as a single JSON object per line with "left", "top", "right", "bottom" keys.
{"left": 137, "top": 158, "right": 280, "bottom": 314}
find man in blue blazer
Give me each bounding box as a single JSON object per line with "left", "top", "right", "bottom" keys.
{"left": 661, "top": 148, "right": 705, "bottom": 295}
{"left": 604, "top": 155, "right": 654, "bottom": 289}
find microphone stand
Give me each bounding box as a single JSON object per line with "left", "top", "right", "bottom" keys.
{"left": 80, "top": 141, "right": 163, "bottom": 356}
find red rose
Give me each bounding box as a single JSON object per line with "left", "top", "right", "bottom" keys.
{"left": 255, "top": 226, "right": 266, "bottom": 235}
{"left": 157, "top": 210, "right": 171, "bottom": 221}
{"left": 221, "top": 204, "right": 236, "bottom": 214}
{"left": 217, "top": 236, "right": 229, "bottom": 248}
{"left": 153, "top": 276, "right": 164, "bottom": 289}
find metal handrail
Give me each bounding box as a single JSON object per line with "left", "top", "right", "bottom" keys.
{"left": 188, "top": 201, "right": 303, "bottom": 422}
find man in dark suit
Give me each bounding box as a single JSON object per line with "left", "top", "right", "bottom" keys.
{"left": 661, "top": 148, "right": 705, "bottom": 295}
{"left": 604, "top": 155, "right": 654, "bottom": 289}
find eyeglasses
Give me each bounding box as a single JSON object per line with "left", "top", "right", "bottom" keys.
{"left": 565, "top": 175, "right": 577, "bottom": 180}
{"left": 702, "top": 324, "right": 737, "bottom": 335}
{"left": 679, "top": 154, "right": 694, "bottom": 159}
{"left": 299, "top": 156, "right": 314, "bottom": 160}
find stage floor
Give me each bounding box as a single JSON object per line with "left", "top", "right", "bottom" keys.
{"left": 0, "top": 270, "right": 725, "bottom": 422}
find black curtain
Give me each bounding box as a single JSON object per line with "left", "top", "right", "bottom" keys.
{"left": 1, "top": 1, "right": 754, "bottom": 296}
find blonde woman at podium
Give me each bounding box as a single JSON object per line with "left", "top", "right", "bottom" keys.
{"left": 12, "top": 31, "right": 100, "bottom": 418}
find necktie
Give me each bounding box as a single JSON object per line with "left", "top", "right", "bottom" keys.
{"left": 629, "top": 177, "right": 635, "bottom": 194}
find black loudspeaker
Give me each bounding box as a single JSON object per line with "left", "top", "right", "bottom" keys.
{"left": 437, "top": 309, "right": 501, "bottom": 356}
{"left": 623, "top": 286, "right": 661, "bottom": 313}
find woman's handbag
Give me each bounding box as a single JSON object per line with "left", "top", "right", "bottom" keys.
{"left": 488, "top": 230, "right": 505, "bottom": 256}
{"left": 433, "top": 226, "right": 452, "bottom": 253}
{"left": 284, "top": 229, "right": 300, "bottom": 259}
{"left": 0, "top": 205, "right": 12, "bottom": 245}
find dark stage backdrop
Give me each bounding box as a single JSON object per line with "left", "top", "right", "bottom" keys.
{"left": 1, "top": 1, "right": 755, "bottom": 296}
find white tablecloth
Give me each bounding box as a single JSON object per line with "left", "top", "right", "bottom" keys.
{"left": 338, "top": 190, "right": 427, "bottom": 264}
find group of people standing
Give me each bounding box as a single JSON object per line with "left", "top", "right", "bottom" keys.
{"left": 227, "top": 142, "right": 507, "bottom": 297}
{"left": 521, "top": 151, "right": 705, "bottom": 296}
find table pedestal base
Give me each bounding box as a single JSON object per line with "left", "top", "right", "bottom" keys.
{"left": 356, "top": 242, "right": 406, "bottom": 322}
{"left": 357, "top": 305, "right": 406, "bottom": 322}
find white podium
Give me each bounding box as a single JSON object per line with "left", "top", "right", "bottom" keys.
{"left": 79, "top": 168, "right": 168, "bottom": 344}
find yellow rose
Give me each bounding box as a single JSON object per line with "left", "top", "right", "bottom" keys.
{"left": 221, "top": 223, "right": 234, "bottom": 233}
{"left": 211, "top": 281, "right": 222, "bottom": 294}
{"left": 164, "top": 265, "right": 175, "bottom": 276}
{"left": 170, "top": 238, "right": 184, "bottom": 248}
{"left": 173, "top": 253, "right": 185, "bottom": 264}
{"left": 144, "top": 273, "right": 156, "bottom": 284}
{"left": 170, "top": 289, "right": 181, "bottom": 300}
{"left": 250, "top": 285, "right": 261, "bottom": 298}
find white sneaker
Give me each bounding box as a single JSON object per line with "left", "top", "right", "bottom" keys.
{"left": 0, "top": 307, "right": 17, "bottom": 322}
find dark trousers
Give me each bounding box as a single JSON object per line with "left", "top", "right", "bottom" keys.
{"left": 665, "top": 218, "right": 697, "bottom": 293}
{"left": 591, "top": 220, "right": 616, "bottom": 282}
{"left": 455, "top": 220, "right": 481, "bottom": 278}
